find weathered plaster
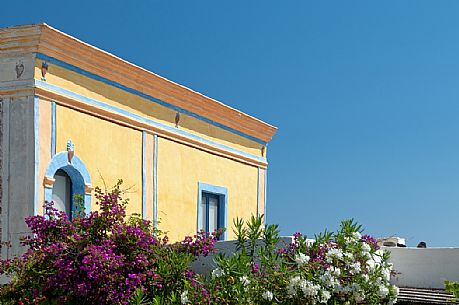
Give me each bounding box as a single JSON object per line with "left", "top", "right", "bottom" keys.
{"left": 5, "top": 95, "right": 36, "bottom": 257}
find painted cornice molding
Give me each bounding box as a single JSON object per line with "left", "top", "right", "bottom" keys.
{"left": 34, "top": 85, "right": 268, "bottom": 169}
{"left": 0, "top": 23, "right": 277, "bottom": 143}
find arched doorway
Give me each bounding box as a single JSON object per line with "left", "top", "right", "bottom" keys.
{"left": 52, "top": 169, "right": 72, "bottom": 213}
{"left": 43, "top": 151, "right": 92, "bottom": 217}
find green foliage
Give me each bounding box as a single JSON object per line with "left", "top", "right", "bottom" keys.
{"left": 445, "top": 280, "right": 459, "bottom": 301}
{"left": 0, "top": 181, "right": 398, "bottom": 305}
{"left": 181, "top": 216, "right": 398, "bottom": 305}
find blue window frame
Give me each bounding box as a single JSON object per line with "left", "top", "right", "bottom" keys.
{"left": 197, "top": 182, "right": 228, "bottom": 240}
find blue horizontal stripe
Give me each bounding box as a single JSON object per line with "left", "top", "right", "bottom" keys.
{"left": 35, "top": 52, "right": 267, "bottom": 145}
{"left": 35, "top": 80, "right": 266, "bottom": 164}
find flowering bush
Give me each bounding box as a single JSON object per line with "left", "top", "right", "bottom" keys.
{"left": 181, "top": 217, "right": 399, "bottom": 305}
{"left": 0, "top": 180, "right": 398, "bottom": 304}
{"left": 0, "top": 181, "right": 219, "bottom": 305}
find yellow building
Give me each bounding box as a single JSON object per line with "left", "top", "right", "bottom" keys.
{"left": 0, "top": 24, "right": 276, "bottom": 257}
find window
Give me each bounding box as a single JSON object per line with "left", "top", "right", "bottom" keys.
{"left": 200, "top": 192, "right": 220, "bottom": 234}
{"left": 52, "top": 169, "right": 72, "bottom": 215}
{"left": 197, "top": 182, "right": 228, "bottom": 240}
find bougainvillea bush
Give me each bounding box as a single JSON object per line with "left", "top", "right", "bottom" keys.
{"left": 0, "top": 181, "right": 220, "bottom": 305}
{"left": 0, "top": 181, "right": 398, "bottom": 305}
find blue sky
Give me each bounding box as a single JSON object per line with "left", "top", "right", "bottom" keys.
{"left": 3, "top": 1, "right": 459, "bottom": 246}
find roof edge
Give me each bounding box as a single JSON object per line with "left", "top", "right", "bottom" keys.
{"left": 0, "top": 23, "right": 277, "bottom": 143}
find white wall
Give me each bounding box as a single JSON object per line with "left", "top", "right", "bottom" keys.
{"left": 190, "top": 237, "right": 294, "bottom": 275}
{"left": 388, "top": 247, "right": 459, "bottom": 289}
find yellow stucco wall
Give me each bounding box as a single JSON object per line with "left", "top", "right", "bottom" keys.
{"left": 36, "top": 60, "right": 265, "bottom": 240}
{"left": 156, "top": 137, "right": 259, "bottom": 241}
{"left": 34, "top": 62, "right": 263, "bottom": 157}
{"left": 55, "top": 105, "right": 143, "bottom": 216}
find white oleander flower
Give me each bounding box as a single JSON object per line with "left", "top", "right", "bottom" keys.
{"left": 361, "top": 273, "right": 369, "bottom": 282}
{"left": 287, "top": 275, "right": 301, "bottom": 297}
{"left": 367, "top": 258, "right": 376, "bottom": 270}
{"left": 240, "top": 276, "right": 250, "bottom": 286}
{"left": 343, "top": 252, "right": 354, "bottom": 260}
{"left": 353, "top": 231, "right": 362, "bottom": 239}
{"left": 329, "top": 266, "right": 341, "bottom": 277}
{"left": 350, "top": 261, "right": 361, "bottom": 273}
{"left": 295, "top": 252, "right": 310, "bottom": 266}
{"left": 326, "top": 248, "right": 343, "bottom": 263}
{"left": 180, "top": 290, "right": 189, "bottom": 304}
{"left": 382, "top": 268, "right": 391, "bottom": 281}
{"left": 318, "top": 290, "right": 331, "bottom": 304}
{"left": 378, "top": 285, "right": 389, "bottom": 297}
{"left": 299, "top": 280, "right": 320, "bottom": 297}
{"left": 361, "top": 242, "right": 371, "bottom": 253}
{"left": 320, "top": 271, "right": 340, "bottom": 289}
{"left": 262, "top": 290, "right": 273, "bottom": 301}
{"left": 211, "top": 267, "right": 225, "bottom": 278}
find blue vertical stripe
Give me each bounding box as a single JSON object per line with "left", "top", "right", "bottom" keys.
{"left": 34, "top": 96, "right": 40, "bottom": 215}
{"left": 142, "top": 131, "right": 147, "bottom": 219}
{"left": 51, "top": 101, "right": 56, "bottom": 157}
{"left": 153, "top": 134, "right": 158, "bottom": 228}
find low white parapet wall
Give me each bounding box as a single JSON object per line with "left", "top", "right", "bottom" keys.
{"left": 190, "top": 236, "right": 294, "bottom": 275}
{"left": 388, "top": 247, "right": 459, "bottom": 289}
{"left": 191, "top": 238, "right": 459, "bottom": 290}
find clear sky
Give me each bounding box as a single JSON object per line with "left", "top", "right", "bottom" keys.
{"left": 3, "top": 1, "right": 459, "bottom": 246}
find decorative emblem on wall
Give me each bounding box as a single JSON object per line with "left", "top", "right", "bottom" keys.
{"left": 67, "top": 140, "right": 75, "bottom": 163}
{"left": 15, "top": 62, "right": 24, "bottom": 79}
{"left": 175, "top": 112, "right": 181, "bottom": 128}
{"left": 41, "top": 62, "right": 49, "bottom": 81}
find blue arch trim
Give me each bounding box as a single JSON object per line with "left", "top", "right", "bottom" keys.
{"left": 44, "top": 152, "right": 92, "bottom": 213}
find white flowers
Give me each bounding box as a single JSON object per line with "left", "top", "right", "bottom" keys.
{"left": 287, "top": 275, "right": 301, "bottom": 297}
{"left": 201, "top": 226, "right": 398, "bottom": 305}
{"left": 262, "top": 290, "right": 273, "bottom": 301}
{"left": 326, "top": 248, "right": 343, "bottom": 263}
{"left": 350, "top": 261, "right": 361, "bottom": 274}
{"left": 319, "top": 269, "right": 340, "bottom": 289}
{"left": 361, "top": 242, "right": 371, "bottom": 253}
{"left": 381, "top": 268, "right": 391, "bottom": 281}
{"left": 180, "top": 290, "right": 189, "bottom": 304}
{"left": 319, "top": 290, "right": 331, "bottom": 303}
{"left": 239, "top": 275, "right": 250, "bottom": 286}
{"left": 211, "top": 267, "right": 225, "bottom": 279}
{"left": 299, "top": 280, "right": 320, "bottom": 297}
{"left": 378, "top": 285, "right": 389, "bottom": 297}
{"left": 287, "top": 276, "right": 320, "bottom": 298}
{"left": 294, "top": 253, "right": 310, "bottom": 266}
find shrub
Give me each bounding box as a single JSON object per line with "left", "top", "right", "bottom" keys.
{"left": 0, "top": 181, "right": 219, "bottom": 305}
{"left": 181, "top": 217, "right": 399, "bottom": 305}
{"left": 0, "top": 181, "right": 398, "bottom": 304}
